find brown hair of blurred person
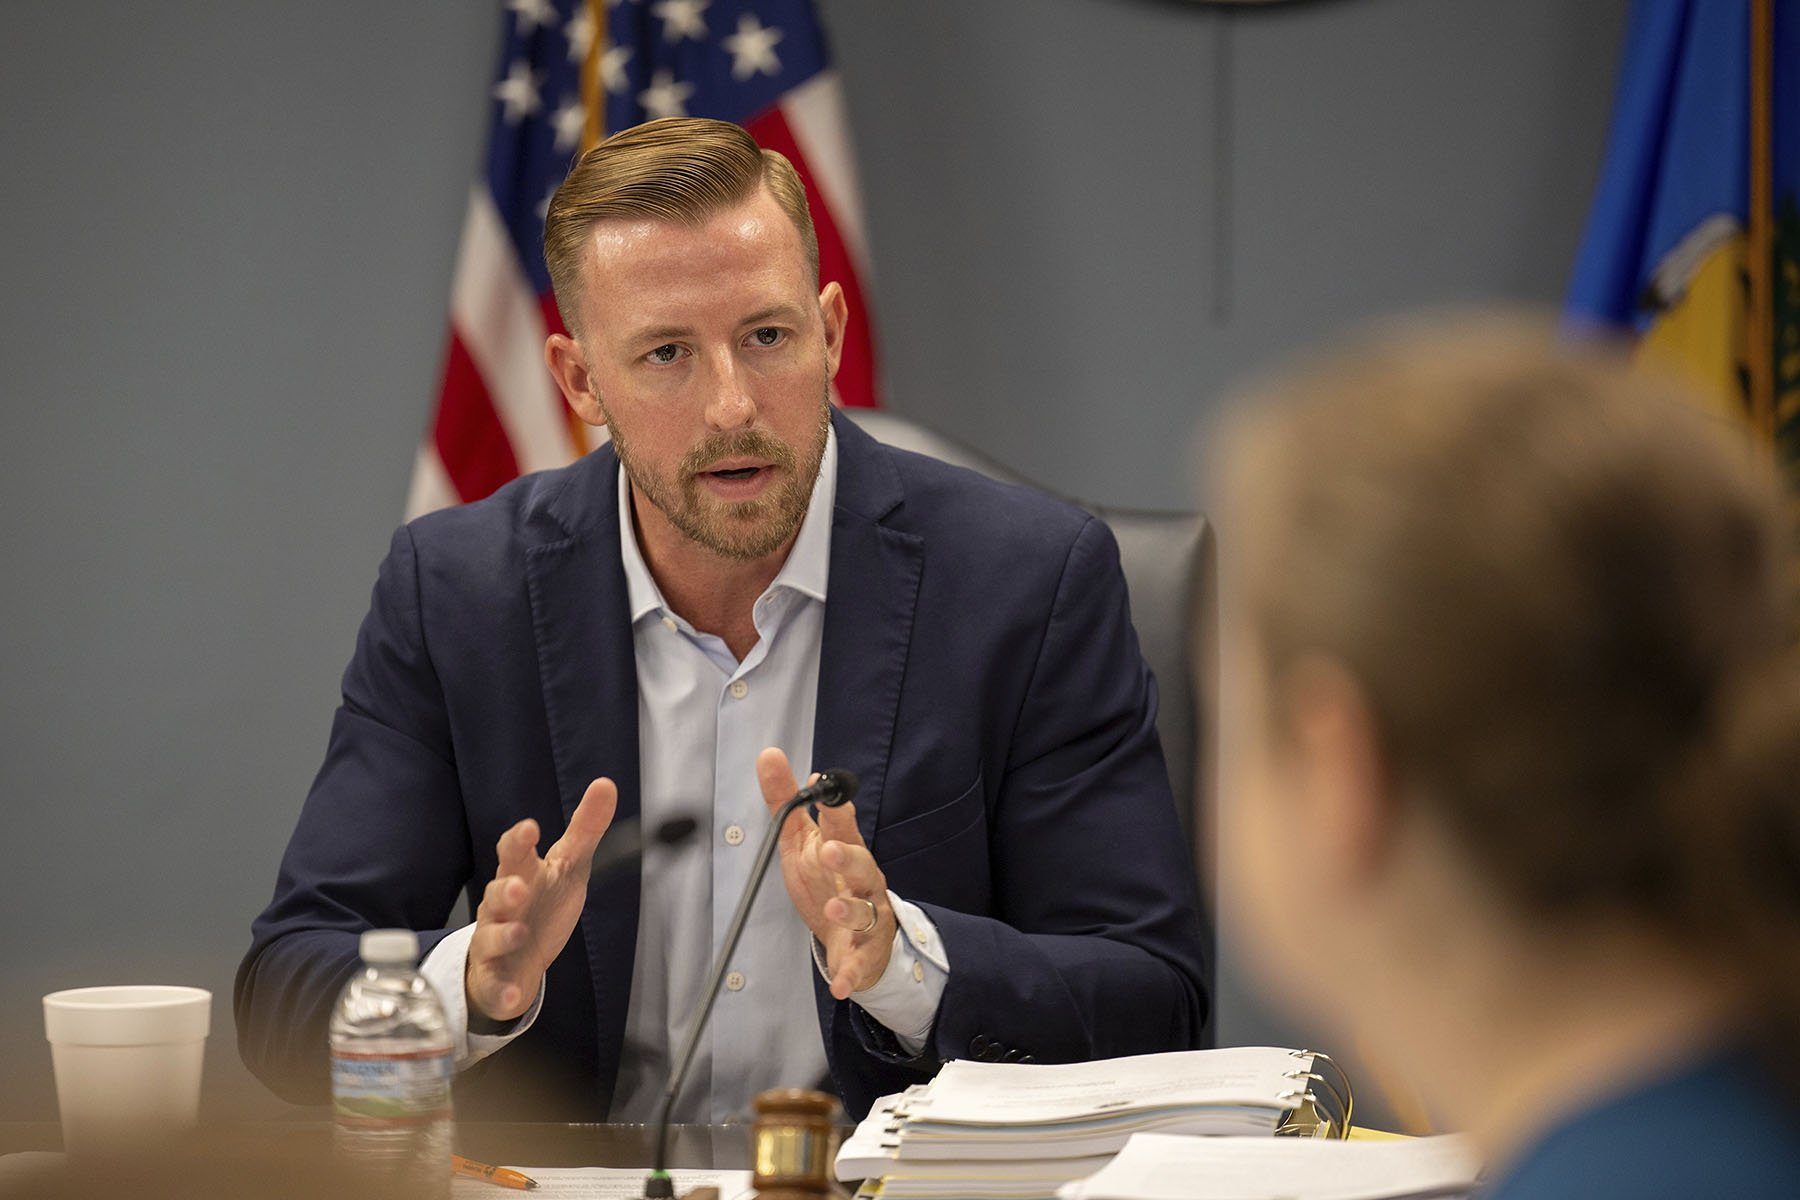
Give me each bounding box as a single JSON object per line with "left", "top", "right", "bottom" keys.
{"left": 1218, "top": 314, "right": 1800, "bottom": 1185}
{"left": 543, "top": 116, "right": 819, "bottom": 336}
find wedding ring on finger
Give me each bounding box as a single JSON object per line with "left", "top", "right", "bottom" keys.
{"left": 850, "top": 896, "right": 878, "bottom": 934}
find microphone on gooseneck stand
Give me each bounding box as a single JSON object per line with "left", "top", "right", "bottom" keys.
{"left": 643, "top": 769, "right": 861, "bottom": 1200}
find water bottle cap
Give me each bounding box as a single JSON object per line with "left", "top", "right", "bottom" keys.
{"left": 359, "top": 928, "right": 419, "bottom": 963}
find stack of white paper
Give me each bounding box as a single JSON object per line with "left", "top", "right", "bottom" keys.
{"left": 838, "top": 1092, "right": 1115, "bottom": 1199}
{"left": 1056, "top": 1132, "right": 1483, "bottom": 1200}
{"left": 837, "top": 1047, "right": 1323, "bottom": 1200}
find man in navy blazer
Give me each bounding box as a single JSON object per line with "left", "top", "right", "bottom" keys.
{"left": 236, "top": 119, "right": 1207, "bottom": 1121}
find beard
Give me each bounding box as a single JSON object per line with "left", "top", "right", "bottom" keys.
{"left": 607, "top": 387, "right": 832, "bottom": 563}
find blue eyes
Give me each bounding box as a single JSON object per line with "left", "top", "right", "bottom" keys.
{"left": 643, "top": 329, "right": 782, "bottom": 364}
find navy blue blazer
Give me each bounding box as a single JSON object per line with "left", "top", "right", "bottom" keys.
{"left": 236, "top": 411, "right": 1208, "bottom": 1119}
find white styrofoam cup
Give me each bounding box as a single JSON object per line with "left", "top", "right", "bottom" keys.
{"left": 43, "top": 985, "right": 211, "bottom": 1157}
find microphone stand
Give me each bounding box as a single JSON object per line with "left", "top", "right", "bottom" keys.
{"left": 644, "top": 770, "right": 858, "bottom": 1199}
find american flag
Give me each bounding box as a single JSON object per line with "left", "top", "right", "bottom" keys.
{"left": 406, "top": 0, "right": 880, "bottom": 518}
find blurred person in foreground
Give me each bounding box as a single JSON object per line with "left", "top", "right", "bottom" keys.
{"left": 1218, "top": 315, "right": 1800, "bottom": 1198}
{"left": 235, "top": 117, "right": 1207, "bottom": 1122}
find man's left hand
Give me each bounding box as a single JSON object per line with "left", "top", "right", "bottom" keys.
{"left": 757, "top": 747, "right": 894, "bottom": 999}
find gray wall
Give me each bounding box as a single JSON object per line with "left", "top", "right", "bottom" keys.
{"left": 0, "top": 0, "right": 1626, "bottom": 1122}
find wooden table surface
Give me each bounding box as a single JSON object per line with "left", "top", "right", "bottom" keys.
{"left": 0, "top": 1120, "right": 761, "bottom": 1197}
{"left": 0, "top": 1120, "right": 752, "bottom": 1161}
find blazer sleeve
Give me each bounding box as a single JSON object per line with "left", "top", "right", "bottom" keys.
{"left": 843, "top": 515, "right": 1209, "bottom": 1090}
{"left": 233, "top": 525, "right": 473, "bottom": 1103}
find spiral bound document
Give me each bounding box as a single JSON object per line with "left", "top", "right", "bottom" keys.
{"left": 836, "top": 1047, "right": 1358, "bottom": 1200}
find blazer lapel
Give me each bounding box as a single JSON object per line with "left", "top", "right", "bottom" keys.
{"left": 522, "top": 447, "right": 641, "bottom": 1105}
{"left": 814, "top": 413, "right": 923, "bottom": 850}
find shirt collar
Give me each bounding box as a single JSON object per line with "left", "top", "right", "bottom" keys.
{"left": 618, "top": 424, "right": 837, "bottom": 625}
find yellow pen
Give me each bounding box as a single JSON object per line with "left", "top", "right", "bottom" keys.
{"left": 451, "top": 1153, "right": 540, "bottom": 1190}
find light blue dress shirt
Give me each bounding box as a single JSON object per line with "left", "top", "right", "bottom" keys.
{"left": 422, "top": 427, "right": 947, "bottom": 1122}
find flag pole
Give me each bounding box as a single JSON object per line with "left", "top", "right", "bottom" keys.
{"left": 562, "top": 0, "right": 609, "bottom": 460}
{"left": 584, "top": 0, "right": 605, "bottom": 151}
{"left": 1749, "top": 0, "right": 1775, "bottom": 446}
{"left": 1751, "top": 0, "right": 1800, "bottom": 632}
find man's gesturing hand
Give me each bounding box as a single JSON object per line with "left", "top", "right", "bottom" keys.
{"left": 757, "top": 747, "right": 894, "bottom": 1000}
{"left": 466, "top": 777, "right": 617, "bottom": 1023}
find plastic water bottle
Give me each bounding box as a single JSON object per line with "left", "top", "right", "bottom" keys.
{"left": 329, "top": 928, "right": 453, "bottom": 1198}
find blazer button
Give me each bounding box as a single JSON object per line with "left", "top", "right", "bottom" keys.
{"left": 969, "top": 1034, "right": 991, "bottom": 1056}
{"left": 1002, "top": 1048, "right": 1026, "bottom": 1063}
{"left": 979, "top": 1043, "right": 1006, "bottom": 1063}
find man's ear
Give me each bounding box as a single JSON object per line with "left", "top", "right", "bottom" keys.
{"left": 817, "top": 281, "right": 847, "bottom": 381}
{"left": 1279, "top": 655, "right": 1394, "bottom": 892}
{"left": 546, "top": 333, "right": 606, "bottom": 428}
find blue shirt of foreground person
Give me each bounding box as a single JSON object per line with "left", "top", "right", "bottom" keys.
{"left": 234, "top": 118, "right": 1208, "bottom": 1122}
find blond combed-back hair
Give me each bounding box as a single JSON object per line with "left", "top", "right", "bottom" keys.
{"left": 543, "top": 117, "right": 818, "bottom": 333}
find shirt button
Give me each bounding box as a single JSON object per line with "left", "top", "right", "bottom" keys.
{"left": 723, "top": 824, "right": 745, "bottom": 846}
{"left": 914, "top": 925, "right": 930, "bottom": 944}
{"left": 912, "top": 961, "right": 925, "bottom": 983}
{"left": 725, "top": 971, "right": 746, "bottom": 992}
{"left": 661, "top": 616, "right": 677, "bottom": 632}
{"left": 728, "top": 680, "right": 749, "bottom": 700}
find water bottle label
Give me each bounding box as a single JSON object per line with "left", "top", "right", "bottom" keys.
{"left": 331, "top": 1048, "right": 453, "bottom": 1124}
